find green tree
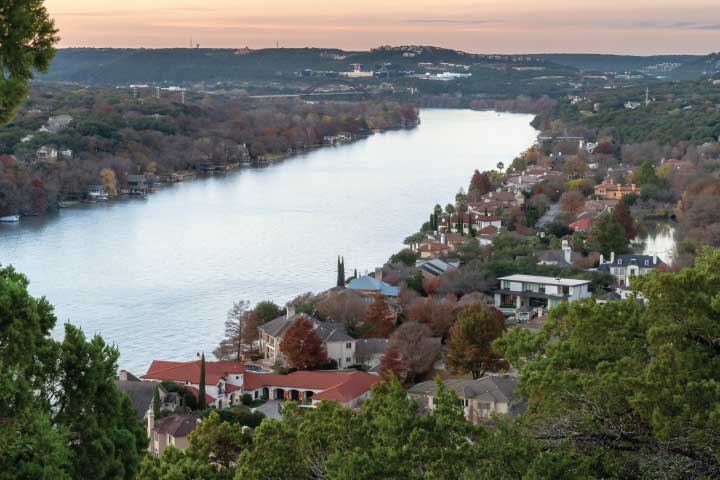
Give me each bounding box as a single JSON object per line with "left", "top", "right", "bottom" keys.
{"left": 495, "top": 248, "right": 720, "bottom": 477}
{"left": 187, "top": 410, "right": 251, "bottom": 469}
{"left": 591, "top": 212, "right": 628, "bottom": 256}
{"left": 253, "top": 301, "right": 283, "bottom": 323}
{"left": 445, "top": 304, "right": 508, "bottom": 379}
{"left": 0, "top": 0, "right": 58, "bottom": 125}
{"left": 634, "top": 159, "right": 659, "bottom": 186}
{"left": 0, "top": 414, "right": 70, "bottom": 480}
{"left": 198, "top": 353, "right": 207, "bottom": 410}
{"left": 153, "top": 386, "right": 161, "bottom": 417}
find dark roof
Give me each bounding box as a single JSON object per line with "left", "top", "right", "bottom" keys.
{"left": 355, "top": 338, "right": 389, "bottom": 356}
{"left": 115, "top": 379, "right": 158, "bottom": 420}
{"left": 537, "top": 250, "right": 582, "bottom": 266}
{"left": 408, "top": 375, "right": 518, "bottom": 404}
{"left": 597, "top": 291, "right": 622, "bottom": 301}
{"left": 258, "top": 314, "right": 353, "bottom": 342}
{"left": 600, "top": 254, "right": 665, "bottom": 269}
{"left": 153, "top": 414, "right": 198, "bottom": 437}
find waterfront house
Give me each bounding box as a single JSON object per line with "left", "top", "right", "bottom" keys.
{"left": 598, "top": 252, "right": 666, "bottom": 287}
{"left": 127, "top": 174, "right": 150, "bottom": 195}
{"left": 148, "top": 413, "right": 198, "bottom": 457}
{"left": 258, "top": 308, "right": 358, "bottom": 369}
{"left": 494, "top": 274, "right": 592, "bottom": 317}
{"left": 143, "top": 359, "right": 244, "bottom": 410}
{"left": 115, "top": 370, "right": 160, "bottom": 423}
{"left": 407, "top": 374, "right": 524, "bottom": 424}
{"left": 241, "top": 370, "right": 381, "bottom": 408}
{"left": 347, "top": 275, "right": 399, "bottom": 297}
{"left": 593, "top": 178, "right": 638, "bottom": 200}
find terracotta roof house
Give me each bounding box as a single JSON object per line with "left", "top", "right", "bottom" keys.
{"left": 408, "top": 375, "right": 524, "bottom": 424}
{"left": 148, "top": 414, "right": 199, "bottom": 457}
{"left": 593, "top": 178, "right": 638, "bottom": 200}
{"left": 417, "top": 242, "right": 451, "bottom": 259}
{"left": 569, "top": 216, "right": 593, "bottom": 232}
{"left": 242, "top": 370, "right": 381, "bottom": 408}
{"left": 143, "top": 359, "right": 244, "bottom": 410}
{"left": 258, "top": 308, "right": 357, "bottom": 369}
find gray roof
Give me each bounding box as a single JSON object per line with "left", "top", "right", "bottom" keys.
{"left": 153, "top": 414, "right": 198, "bottom": 437}
{"left": 115, "top": 379, "right": 158, "bottom": 420}
{"left": 355, "top": 338, "right": 389, "bottom": 356}
{"left": 597, "top": 291, "right": 622, "bottom": 301}
{"left": 408, "top": 375, "right": 518, "bottom": 404}
{"left": 537, "top": 250, "right": 582, "bottom": 266}
{"left": 416, "top": 258, "right": 458, "bottom": 277}
{"left": 258, "top": 313, "right": 353, "bottom": 342}
{"left": 600, "top": 254, "right": 665, "bottom": 269}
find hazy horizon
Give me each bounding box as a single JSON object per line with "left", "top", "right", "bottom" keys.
{"left": 46, "top": 0, "right": 720, "bottom": 55}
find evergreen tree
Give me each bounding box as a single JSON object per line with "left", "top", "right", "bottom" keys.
{"left": 0, "top": 1, "right": 58, "bottom": 125}
{"left": 336, "top": 256, "right": 343, "bottom": 287}
{"left": 153, "top": 386, "right": 161, "bottom": 417}
{"left": 198, "top": 353, "right": 207, "bottom": 410}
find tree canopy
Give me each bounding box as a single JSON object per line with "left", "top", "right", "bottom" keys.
{"left": 0, "top": 0, "right": 58, "bottom": 125}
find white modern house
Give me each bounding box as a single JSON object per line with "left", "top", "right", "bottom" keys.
{"left": 494, "top": 274, "right": 591, "bottom": 318}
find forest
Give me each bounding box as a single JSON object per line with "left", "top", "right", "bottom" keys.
{"left": 0, "top": 85, "right": 418, "bottom": 216}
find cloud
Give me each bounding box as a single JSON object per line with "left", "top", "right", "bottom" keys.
{"left": 405, "top": 18, "right": 494, "bottom": 25}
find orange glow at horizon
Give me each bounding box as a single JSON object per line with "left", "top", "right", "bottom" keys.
{"left": 45, "top": 0, "right": 720, "bottom": 54}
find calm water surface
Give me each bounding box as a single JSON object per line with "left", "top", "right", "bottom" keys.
{"left": 0, "top": 109, "right": 537, "bottom": 372}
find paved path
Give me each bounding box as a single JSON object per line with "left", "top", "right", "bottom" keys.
{"left": 535, "top": 202, "right": 561, "bottom": 229}
{"left": 253, "top": 400, "right": 283, "bottom": 420}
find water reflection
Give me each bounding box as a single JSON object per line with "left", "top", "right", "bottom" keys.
{"left": 633, "top": 222, "right": 677, "bottom": 264}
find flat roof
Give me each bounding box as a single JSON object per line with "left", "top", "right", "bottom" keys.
{"left": 498, "top": 274, "right": 590, "bottom": 287}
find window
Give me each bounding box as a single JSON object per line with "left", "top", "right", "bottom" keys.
{"left": 501, "top": 280, "right": 511, "bottom": 289}
{"left": 618, "top": 259, "right": 623, "bottom": 265}
{"left": 645, "top": 260, "right": 649, "bottom": 266}
{"left": 562, "top": 286, "right": 570, "bottom": 296}
{"left": 346, "top": 357, "right": 352, "bottom": 364}
{"left": 346, "top": 342, "right": 352, "bottom": 349}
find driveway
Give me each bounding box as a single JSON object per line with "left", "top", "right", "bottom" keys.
{"left": 252, "top": 400, "right": 283, "bottom": 420}
{"left": 535, "top": 202, "right": 561, "bottom": 229}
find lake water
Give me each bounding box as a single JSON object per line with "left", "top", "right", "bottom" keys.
{"left": 633, "top": 221, "right": 677, "bottom": 263}
{"left": 0, "top": 109, "right": 537, "bottom": 373}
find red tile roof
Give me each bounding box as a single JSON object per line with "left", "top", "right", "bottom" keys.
{"left": 243, "top": 371, "right": 381, "bottom": 403}
{"left": 570, "top": 217, "right": 593, "bottom": 231}
{"left": 479, "top": 225, "right": 499, "bottom": 235}
{"left": 143, "top": 359, "right": 244, "bottom": 385}
{"left": 419, "top": 243, "right": 448, "bottom": 252}
{"left": 224, "top": 383, "right": 242, "bottom": 394}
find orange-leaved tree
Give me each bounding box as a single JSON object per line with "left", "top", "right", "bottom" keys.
{"left": 445, "top": 304, "right": 508, "bottom": 379}
{"left": 279, "top": 316, "right": 328, "bottom": 369}
{"left": 363, "top": 293, "right": 394, "bottom": 338}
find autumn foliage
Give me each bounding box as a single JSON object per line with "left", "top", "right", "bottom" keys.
{"left": 363, "top": 294, "right": 394, "bottom": 338}
{"left": 445, "top": 304, "right": 508, "bottom": 379}
{"left": 279, "top": 316, "right": 328, "bottom": 369}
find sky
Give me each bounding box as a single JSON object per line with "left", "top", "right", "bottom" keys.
{"left": 45, "top": 0, "right": 720, "bottom": 55}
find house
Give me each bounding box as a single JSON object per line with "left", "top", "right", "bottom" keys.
{"left": 143, "top": 359, "right": 244, "bottom": 410}
{"left": 115, "top": 370, "right": 160, "bottom": 423}
{"left": 148, "top": 413, "right": 198, "bottom": 457}
{"left": 241, "top": 370, "right": 381, "bottom": 408}
{"left": 258, "top": 308, "right": 358, "bottom": 369}
{"left": 494, "top": 274, "right": 592, "bottom": 317}
{"left": 569, "top": 215, "right": 593, "bottom": 233}
{"left": 36, "top": 146, "right": 58, "bottom": 163}
{"left": 598, "top": 252, "right": 666, "bottom": 287}
{"left": 46, "top": 114, "right": 73, "bottom": 133}
{"left": 416, "top": 258, "right": 459, "bottom": 278}
{"left": 347, "top": 275, "right": 399, "bottom": 297}
{"left": 593, "top": 178, "right": 638, "bottom": 200}
{"left": 354, "top": 338, "right": 389, "bottom": 369}
{"left": 127, "top": 174, "right": 150, "bottom": 195}
{"left": 537, "top": 240, "right": 582, "bottom": 267}
{"left": 417, "top": 241, "right": 451, "bottom": 259}
{"left": 407, "top": 375, "right": 524, "bottom": 424}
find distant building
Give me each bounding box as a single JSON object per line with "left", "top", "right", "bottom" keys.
{"left": 36, "top": 146, "right": 58, "bottom": 163}
{"left": 46, "top": 115, "right": 73, "bottom": 133}
{"left": 537, "top": 240, "right": 582, "bottom": 267}
{"left": 347, "top": 275, "right": 399, "bottom": 297}
{"left": 593, "top": 178, "right": 638, "bottom": 200}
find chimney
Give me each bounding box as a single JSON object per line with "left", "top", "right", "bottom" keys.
{"left": 374, "top": 267, "right": 383, "bottom": 282}
{"left": 441, "top": 233, "right": 447, "bottom": 245}
{"left": 610, "top": 251, "right": 615, "bottom": 263}
{"left": 286, "top": 304, "right": 296, "bottom": 319}
{"left": 561, "top": 239, "right": 572, "bottom": 264}
{"left": 147, "top": 408, "right": 154, "bottom": 442}
{"left": 600, "top": 254, "right": 605, "bottom": 265}
{"left": 653, "top": 254, "right": 657, "bottom": 265}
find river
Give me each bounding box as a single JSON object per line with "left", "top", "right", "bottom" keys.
{"left": 0, "top": 109, "right": 538, "bottom": 373}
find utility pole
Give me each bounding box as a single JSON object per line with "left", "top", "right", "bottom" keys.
{"left": 181, "top": 90, "right": 185, "bottom": 104}
{"left": 156, "top": 87, "right": 160, "bottom": 99}
{"left": 645, "top": 87, "right": 650, "bottom": 106}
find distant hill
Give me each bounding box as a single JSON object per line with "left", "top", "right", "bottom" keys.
{"left": 669, "top": 53, "right": 720, "bottom": 80}
{"left": 40, "top": 46, "right": 561, "bottom": 86}
{"left": 536, "top": 54, "right": 702, "bottom": 73}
